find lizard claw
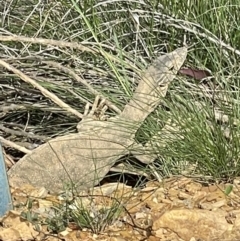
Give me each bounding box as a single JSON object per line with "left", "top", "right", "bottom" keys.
{"left": 77, "top": 96, "right": 109, "bottom": 132}
{"left": 83, "top": 95, "right": 109, "bottom": 120}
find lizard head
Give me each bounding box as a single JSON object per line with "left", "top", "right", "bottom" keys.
{"left": 121, "top": 47, "right": 188, "bottom": 122}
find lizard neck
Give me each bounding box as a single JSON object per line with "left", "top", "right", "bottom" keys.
{"left": 120, "top": 99, "right": 157, "bottom": 123}
{"left": 120, "top": 47, "right": 187, "bottom": 124}
{"left": 120, "top": 79, "right": 168, "bottom": 123}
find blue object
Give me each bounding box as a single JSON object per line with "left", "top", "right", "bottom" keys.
{"left": 0, "top": 142, "right": 13, "bottom": 216}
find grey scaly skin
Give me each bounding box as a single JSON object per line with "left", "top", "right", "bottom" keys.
{"left": 8, "top": 47, "right": 187, "bottom": 193}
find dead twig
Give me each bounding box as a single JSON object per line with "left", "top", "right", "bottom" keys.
{"left": 0, "top": 137, "right": 31, "bottom": 154}
{"left": 0, "top": 35, "right": 95, "bottom": 54}
{"left": 0, "top": 35, "right": 136, "bottom": 69}
{"left": 0, "top": 103, "right": 70, "bottom": 114}
{"left": 0, "top": 59, "right": 83, "bottom": 119}
{"left": 0, "top": 124, "right": 48, "bottom": 141}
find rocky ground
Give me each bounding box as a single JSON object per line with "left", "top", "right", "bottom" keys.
{"left": 1, "top": 176, "right": 240, "bottom": 241}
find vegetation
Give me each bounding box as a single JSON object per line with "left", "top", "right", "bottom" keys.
{"left": 1, "top": 0, "right": 240, "bottom": 233}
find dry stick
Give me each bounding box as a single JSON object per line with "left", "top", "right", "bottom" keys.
{"left": 0, "top": 59, "right": 83, "bottom": 119}
{"left": 3, "top": 148, "right": 15, "bottom": 167}
{"left": 0, "top": 137, "right": 31, "bottom": 154}
{"left": 0, "top": 124, "right": 48, "bottom": 141}
{"left": 0, "top": 35, "right": 134, "bottom": 67}
{"left": 0, "top": 103, "right": 76, "bottom": 117}
{"left": 43, "top": 60, "right": 122, "bottom": 114}
{"left": 0, "top": 104, "right": 26, "bottom": 113}
{"left": 0, "top": 35, "right": 95, "bottom": 54}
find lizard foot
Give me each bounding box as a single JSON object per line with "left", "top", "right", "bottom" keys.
{"left": 77, "top": 96, "right": 109, "bottom": 131}
{"left": 84, "top": 95, "right": 108, "bottom": 120}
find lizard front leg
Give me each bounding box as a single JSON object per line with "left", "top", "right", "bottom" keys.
{"left": 77, "top": 95, "right": 109, "bottom": 134}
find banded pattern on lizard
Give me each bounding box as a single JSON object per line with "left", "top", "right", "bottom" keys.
{"left": 8, "top": 47, "right": 187, "bottom": 193}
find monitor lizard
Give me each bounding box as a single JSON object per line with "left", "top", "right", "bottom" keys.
{"left": 8, "top": 47, "right": 187, "bottom": 193}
